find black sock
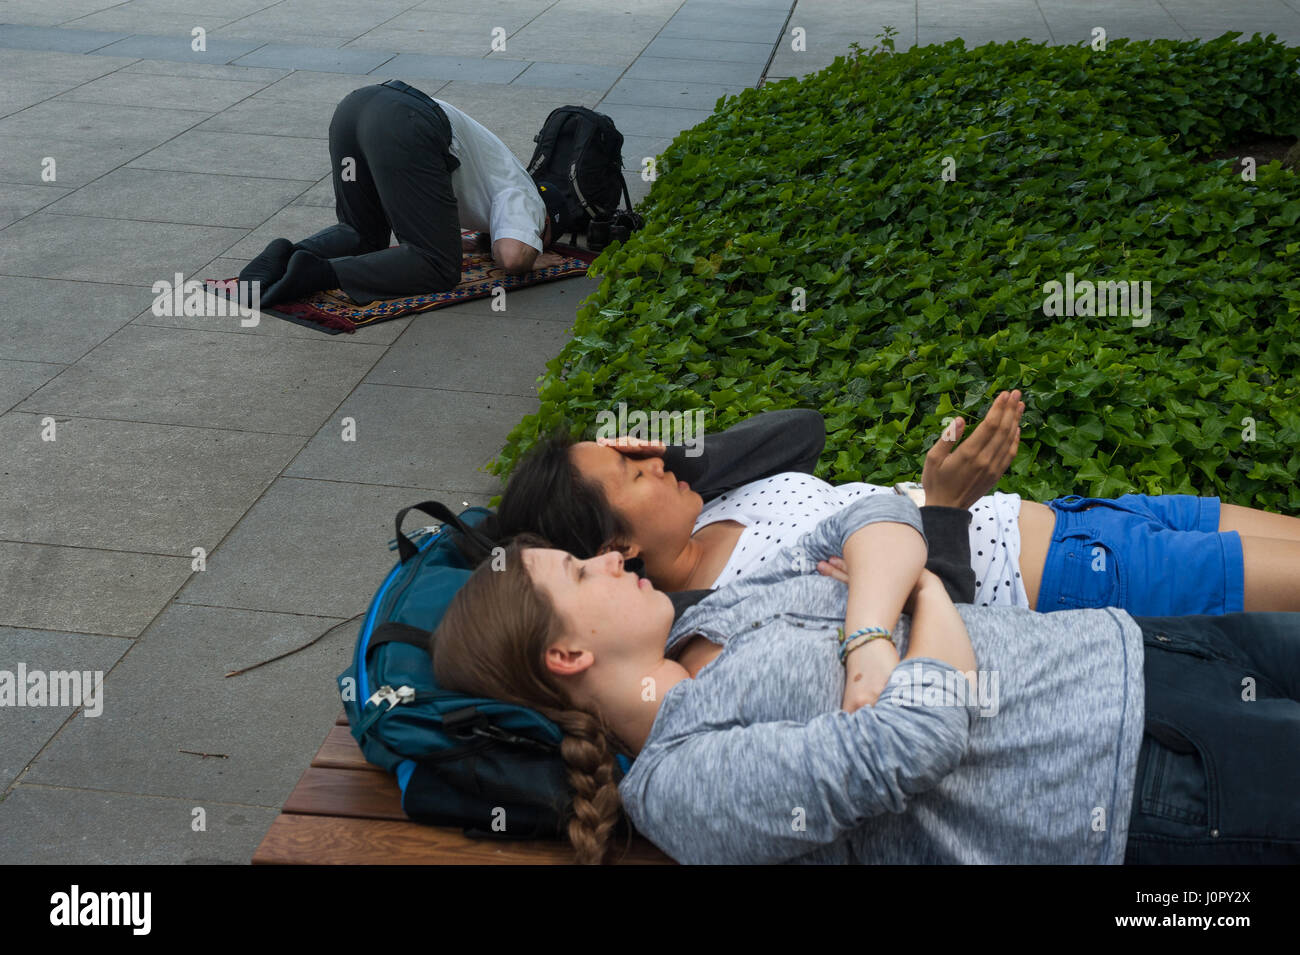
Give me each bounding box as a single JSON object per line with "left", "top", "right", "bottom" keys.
{"left": 238, "top": 238, "right": 295, "bottom": 299}
{"left": 261, "top": 250, "right": 339, "bottom": 307}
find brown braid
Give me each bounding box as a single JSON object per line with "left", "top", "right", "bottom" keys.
{"left": 432, "top": 535, "right": 630, "bottom": 864}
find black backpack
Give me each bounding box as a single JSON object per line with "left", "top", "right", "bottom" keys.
{"left": 528, "top": 105, "right": 637, "bottom": 246}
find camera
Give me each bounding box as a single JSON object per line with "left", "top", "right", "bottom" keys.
{"left": 587, "top": 209, "right": 644, "bottom": 251}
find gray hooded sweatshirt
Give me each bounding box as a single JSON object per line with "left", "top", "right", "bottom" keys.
{"left": 618, "top": 494, "right": 1146, "bottom": 864}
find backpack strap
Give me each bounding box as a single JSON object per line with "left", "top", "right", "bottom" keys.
{"left": 394, "top": 501, "right": 496, "bottom": 565}
{"left": 368, "top": 621, "right": 432, "bottom": 653}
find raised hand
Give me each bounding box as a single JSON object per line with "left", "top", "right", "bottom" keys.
{"left": 921, "top": 389, "right": 1024, "bottom": 509}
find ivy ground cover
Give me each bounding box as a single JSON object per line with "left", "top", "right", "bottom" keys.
{"left": 496, "top": 33, "right": 1300, "bottom": 511}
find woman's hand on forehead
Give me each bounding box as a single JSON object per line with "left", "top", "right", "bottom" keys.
{"left": 597, "top": 435, "right": 666, "bottom": 459}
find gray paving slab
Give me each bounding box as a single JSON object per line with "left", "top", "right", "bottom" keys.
{"left": 0, "top": 541, "right": 191, "bottom": 637}
{"left": 0, "top": 47, "right": 137, "bottom": 86}
{"left": 53, "top": 70, "right": 271, "bottom": 112}
{"left": 602, "top": 77, "right": 747, "bottom": 111}
{"left": 342, "top": 27, "right": 494, "bottom": 57}
{"left": 600, "top": 102, "right": 715, "bottom": 139}
{"left": 61, "top": 9, "right": 244, "bottom": 34}
{"left": 626, "top": 54, "right": 766, "bottom": 86}
{"left": 114, "top": 0, "right": 279, "bottom": 16}
{"left": 0, "top": 213, "right": 244, "bottom": 285}
{"left": 0, "top": 136, "right": 152, "bottom": 188}
{"left": 283, "top": 383, "right": 536, "bottom": 493}
{"left": 379, "top": 52, "right": 530, "bottom": 85}
{"left": 0, "top": 785, "right": 279, "bottom": 864}
{"left": 18, "top": 323, "right": 387, "bottom": 434}
{"left": 213, "top": 0, "right": 418, "bottom": 40}
{"left": 125, "top": 128, "right": 331, "bottom": 181}
{"left": 0, "top": 79, "right": 77, "bottom": 120}
{"left": 660, "top": 17, "right": 790, "bottom": 43}
{"left": 232, "top": 42, "right": 396, "bottom": 74}
{"left": 0, "top": 277, "right": 147, "bottom": 365}
{"left": 0, "top": 182, "right": 71, "bottom": 227}
{"left": 365, "top": 311, "right": 573, "bottom": 397}
{"left": 644, "top": 35, "right": 776, "bottom": 64}
{"left": 619, "top": 133, "right": 678, "bottom": 168}
{"left": 251, "top": 69, "right": 424, "bottom": 104}
{"left": 286, "top": 174, "right": 335, "bottom": 206}
{"left": 44, "top": 168, "right": 315, "bottom": 228}
{"left": 354, "top": 8, "right": 536, "bottom": 37}
{"left": 0, "top": 99, "right": 207, "bottom": 150}
{"left": 0, "top": 359, "right": 65, "bottom": 414}
{"left": 219, "top": 204, "right": 339, "bottom": 259}
{"left": 0, "top": 0, "right": 123, "bottom": 27}
{"left": 119, "top": 58, "right": 290, "bottom": 83}
{"left": 0, "top": 23, "right": 129, "bottom": 53}
{"left": 175, "top": 477, "right": 492, "bottom": 617}
{"left": 427, "top": 273, "right": 601, "bottom": 324}
{"left": 0, "top": 411, "right": 305, "bottom": 555}
{"left": 19, "top": 602, "right": 352, "bottom": 807}
{"left": 90, "top": 32, "right": 263, "bottom": 64}
{"left": 510, "top": 61, "right": 625, "bottom": 92}
{"left": 0, "top": 627, "right": 134, "bottom": 790}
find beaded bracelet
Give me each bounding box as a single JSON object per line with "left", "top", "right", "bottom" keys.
{"left": 837, "top": 626, "right": 893, "bottom": 665}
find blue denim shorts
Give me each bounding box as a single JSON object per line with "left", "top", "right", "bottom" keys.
{"left": 1035, "top": 494, "right": 1245, "bottom": 616}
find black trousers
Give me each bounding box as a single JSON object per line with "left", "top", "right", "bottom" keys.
{"left": 1126, "top": 613, "right": 1300, "bottom": 863}
{"left": 296, "top": 82, "right": 463, "bottom": 304}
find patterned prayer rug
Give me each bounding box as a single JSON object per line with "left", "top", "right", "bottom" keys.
{"left": 206, "top": 240, "right": 596, "bottom": 335}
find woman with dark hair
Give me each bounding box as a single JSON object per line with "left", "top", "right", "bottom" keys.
{"left": 495, "top": 392, "right": 1300, "bottom": 616}
{"left": 436, "top": 493, "right": 1300, "bottom": 864}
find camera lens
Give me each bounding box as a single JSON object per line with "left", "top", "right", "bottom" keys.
{"left": 588, "top": 219, "right": 611, "bottom": 251}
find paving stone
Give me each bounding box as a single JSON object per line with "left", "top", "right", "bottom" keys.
{"left": 0, "top": 359, "right": 65, "bottom": 414}
{"left": 232, "top": 43, "right": 396, "bottom": 74}
{"left": 175, "top": 477, "right": 493, "bottom": 617}
{"left": 380, "top": 52, "right": 530, "bottom": 85}
{"left": 44, "top": 168, "right": 315, "bottom": 228}
{"left": 0, "top": 627, "right": 134, "bottom": 790}
{"left": 126, "top": 129, "right": 331, "bottom": 181}
{"left": 365, "top": 310, "right": 571, "bottom": 396}
{"left": 0, "top": 98, "right": 207, "bottom": 150}
{"left": 510, "top": 61, "right": 624, "bottom": 92}
{"left": 283, "top": 383, "right": 535, "bottom": 493}
{"left": 0, "top": 23, "right": 129, "bottom": 54}
{"left": 0, "top": 412, "right": 305, "bottom": 555}
{"left": 0, "top": 277, "right": 148, "bottom": 365}
{"left": 18, "top": 323, "right": 386, "bottom": 434}
{"left": 0, "top": 785, "right": 280, "bottom": 863}
{"left": 91, "top": 32, "right": 263, "bottom": 64}
{"left": 625, "top": 54, "right": 766, "bottom": 86}
{"left": 602, "top": 77, "right": 747, "bottom": 111}
{"left": 0, "top": 182, "right": 71, "bottom": 228}
{"left": 0, "top": 213, "right": 244, "bottom": 285}
{"left": 54, "top": 70, "right": 270, "bottom": 112}
{"left": 195, "top": 94, "right": 335, "bottom": 139}
{"left": 18, "top": 603, "right": 353, "bottom": 808}
{"left": 0, "top": 541, "right": 191, "bottom": 638}
{"left": 644, "top": 35, "right": 777, "bottom": 64}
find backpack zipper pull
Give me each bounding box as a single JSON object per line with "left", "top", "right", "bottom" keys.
{"left": 387, "top": 525, "right": 442, "bottom": 551}
{"left": 367, "top": 684, "right": 416, "bottom": 710}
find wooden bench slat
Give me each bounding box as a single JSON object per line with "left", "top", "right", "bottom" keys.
{"left": 284, "top": 766, "right": 408, "bottom": 820}
{"left": 312, "top": 724, "right": 384, "bottom": 773}
{"left": 253, "top": 813, "right": 673, "bottom": 865}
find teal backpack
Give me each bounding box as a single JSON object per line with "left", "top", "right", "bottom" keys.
{"left": 338, "top": 501, "right": 627, "bottom": 839}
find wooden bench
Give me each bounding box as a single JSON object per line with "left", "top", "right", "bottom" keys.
{"left": 252, "top": 713, "right": 675, "bottom": 865}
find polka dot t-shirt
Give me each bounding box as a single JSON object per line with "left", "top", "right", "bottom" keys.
{"left": 692, "top": 472, "right": 1028, "bottom": 608}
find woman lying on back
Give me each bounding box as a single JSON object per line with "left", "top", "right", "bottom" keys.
{"left": 495, "top": 392, "right": 1300, "bottom": 616}
{"left": 436, "top": 493, "right": 1300, "bottom": 864}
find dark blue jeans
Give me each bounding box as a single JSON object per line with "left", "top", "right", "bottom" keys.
{"left": 1126, "top": 613, "right": 1300, "bottom": 863}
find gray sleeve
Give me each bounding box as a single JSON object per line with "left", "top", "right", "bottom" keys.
{"left": 633, "top": 663, "right": 973, "bottom": 864}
